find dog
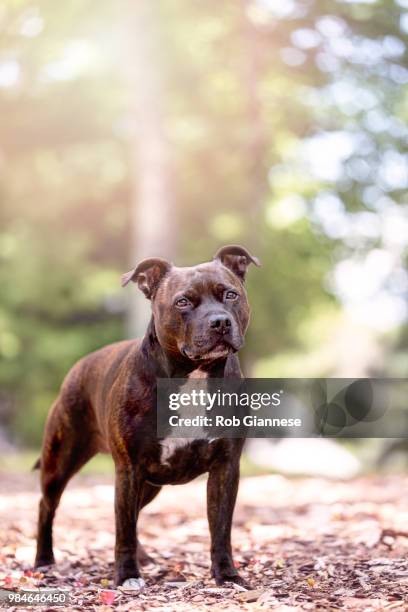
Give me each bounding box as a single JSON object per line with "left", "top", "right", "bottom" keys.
{"left": 34, "top": 244, "right": 260, "bottom": 589}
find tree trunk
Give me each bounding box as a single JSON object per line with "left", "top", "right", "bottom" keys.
{"left": 123, "top": 0, "right": 176, "bottom": 338}
{"left": 240, "top": 0, "right": 267, "bottom": 375}
{"left": 241, "top": 0, "right": 267, "bottom": 239}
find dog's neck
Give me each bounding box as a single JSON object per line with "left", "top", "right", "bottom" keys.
{"left": 140, "top": 317, "right": 228, "bottom": 378}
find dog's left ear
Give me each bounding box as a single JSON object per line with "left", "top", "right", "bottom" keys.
{"left": 214, "top": 244, "right": 260, "bottom": 282}
{"left": 121, "top": 257, "right": 172, "bottom": 299}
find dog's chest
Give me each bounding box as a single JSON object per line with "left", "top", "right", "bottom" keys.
{"left": 160, "top": 438, "right": 198, "bottom": 464}
{"left": 159, "top": 368, "right": 213, "bottom": 466}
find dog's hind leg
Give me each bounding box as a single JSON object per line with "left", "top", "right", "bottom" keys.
{"left": 34, "top": 395, "right": 98, "bottom": 567}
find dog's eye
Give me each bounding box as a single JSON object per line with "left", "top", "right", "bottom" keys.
{"left": 175, "top": 297, "right": 191, "bottom": 308}
{"left": 225, "top": 291, "right": 238, "bottom": 300}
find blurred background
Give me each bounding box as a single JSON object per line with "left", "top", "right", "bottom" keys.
{"left": 0, "top": 0, "right": 407, "bottom": 474}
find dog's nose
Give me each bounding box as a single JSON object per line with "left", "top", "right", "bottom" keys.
{"left": 209, "top": 314, "right": 232, "bottom": 334}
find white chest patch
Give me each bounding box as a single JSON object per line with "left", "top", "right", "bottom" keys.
{"left": 160, "top": 368, "right": 213, "bottom": 465}
{"left": 160, "top": 437, "right": 194, "bottom": 464}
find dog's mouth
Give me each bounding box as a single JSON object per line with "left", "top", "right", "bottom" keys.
{"left": 182, "top": 338, "right": 241, "bottom": 362}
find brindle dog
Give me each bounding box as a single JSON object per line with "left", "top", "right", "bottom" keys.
{"left": 34, "top": 245, "right": 260, "bottom": 589}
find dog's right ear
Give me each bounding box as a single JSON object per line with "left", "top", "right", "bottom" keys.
{"left": 121, "top": 258, "right": 172, "bottom": 299}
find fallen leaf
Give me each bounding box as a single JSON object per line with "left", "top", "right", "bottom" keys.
{"left": 237, "top": 588, "right": 265, "bottom": 602}
{"left": 99, "top": 590, "right": 117, "bottom": 605}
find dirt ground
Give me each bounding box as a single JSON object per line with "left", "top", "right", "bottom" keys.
{"left": 1, "top": 472, "right": 408, "bottom": 610}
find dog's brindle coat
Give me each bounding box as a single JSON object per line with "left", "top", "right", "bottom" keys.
{"left": 34, "top": 245, "right": 260, "bottom": 588}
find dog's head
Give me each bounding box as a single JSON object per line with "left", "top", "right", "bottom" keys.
{"left": 122, "top": 245, "right": 260, "bottom": 363}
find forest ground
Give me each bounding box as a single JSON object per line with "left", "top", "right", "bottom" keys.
{"left": 1, "top": 471, "right": 408, "bottom": 610}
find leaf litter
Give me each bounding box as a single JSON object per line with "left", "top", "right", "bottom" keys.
{"left": 0, "top": 473, "right": 408, "bottom": 610}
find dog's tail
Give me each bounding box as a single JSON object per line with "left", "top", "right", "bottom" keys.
{"left": 32, "top": 457, "right": 41, "bottom": 470}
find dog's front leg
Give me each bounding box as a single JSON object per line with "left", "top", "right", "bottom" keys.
{"left": 207, "top": 443, "right": 248, "bottom": 587}
{"left": 114, "top": 463, "right": 144, "bottom": 589}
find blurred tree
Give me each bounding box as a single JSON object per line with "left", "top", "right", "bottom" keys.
{"left": 124, "top": 0, "right": 176, "bottom": 337}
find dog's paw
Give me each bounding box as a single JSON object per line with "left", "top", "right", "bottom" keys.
{"left": 120, "top": 577, "right": 146, "bottom": 591}
{"left": 215, "top": 574, "right": 252, "bottom": 590}
{"left": 34, "top": 557, "right": 55, "bottom": 569}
